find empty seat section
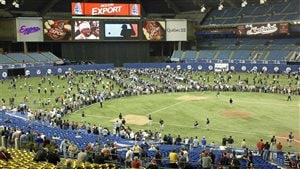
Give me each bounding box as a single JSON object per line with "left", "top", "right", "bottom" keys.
{"left": 28, "top": 52, "right": 51, "bottom": 62}
{"left": 183, "top": 50, "right": 197, "bottom": 61}
{"left": 254, "top": 5, "right": 272, "bottom": 15}
{"left": 201, "top": 1, "right": 297, "bottom": 26}
{"left": 283, "top": 2, "right": 298, "bottom": 13}
{"left": 268, "top": 15, "right": 285, "bottom": 22}
{"left": 170, "top": 50, "right": 182, "bottom": 61}
{"left": 271, "top": 4, "right": 285, "bottom": 14}
{"left": 268, "top": 50, "right": 289, "bottom": 60}
{"left": 199, "top": 50, "right": 216, "bottom": 59}
{"left": 6, "top": 53, "right": 35, "bottom": 63}
{"left": 223, "top": 8, "right": 241, "bottom": 17}
{"left": 239, "top": 17, "right": 254, "bottom": 24}
{"left": 240, "top": 6, "right": 256, "bottom": 15}
{"left": 224, "top": 18, "right": 238, "bottom": 24}
{"left": 0, "top": 54, "right": 16, "bottom": 64}
{"left": 41, "top": 52, "right": 60, "bottom": 61}
{"left": 283, "top": 14, "right": 299, "bottom": 21}
{"left": 218, "top": 51, "right": 230, "bottom": 60}
{"left": 252, "top": 15, "right": 269, "bottom": 23}
{"left": 231, "top": 50, "right": 252, "bottom": 60}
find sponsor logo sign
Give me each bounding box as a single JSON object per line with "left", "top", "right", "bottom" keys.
{"left": 166, "top": 19, "right": 187, "bottom": 41}
{"left": 71, "top": 2, "right": 140, "bottom": 16}
{"left": 237, "top": 23, "right": 289, "bottom": 36}
{"left": 16, "top": 17, "right": 43, "bottom": 42}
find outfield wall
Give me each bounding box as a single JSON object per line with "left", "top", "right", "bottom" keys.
{"left": 0, "top": 64, "right": 114, "bottom": 80}
{"left": 0, "top": 62, "right": 299, "bottom": 80}
{"left": 124, "top": 63, "right": 300, "bottom": 73}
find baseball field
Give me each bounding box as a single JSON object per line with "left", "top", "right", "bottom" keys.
{"left": 0, "top": 71, "right": 299, "bottom": 152}
{"left": 64, "top": 91, "right": 300, "bottom": 152}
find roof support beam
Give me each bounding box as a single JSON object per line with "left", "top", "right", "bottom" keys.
{"left": 225, "top": 0, "right": 237, "bottom": 8}
{"left": 136, "top": 0, "right": 146, "bottom": 17}
{"left": 164, "top": 0, "right": 180, "bottom": 14}
{"left": 39, "top": 0, "right": 60, "bottom": 17}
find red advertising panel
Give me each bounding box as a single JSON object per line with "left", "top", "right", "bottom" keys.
{"left": 43, "top": 20, "right": 72, "bottom": 41}
{"left": 71, "top": 3, "right": 140, "bottom": 16}
{"left": 85, "top": 3, "right": 129, "bottom": 16}
{"left": 72, "top": 2, "right": 84, "bottom": 15}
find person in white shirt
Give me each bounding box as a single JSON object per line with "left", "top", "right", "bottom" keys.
{"left": 125, "top": 147, "right": 133, "bottom": 168}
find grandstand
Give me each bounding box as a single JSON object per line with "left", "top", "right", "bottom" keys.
{"left": 201, "top": 0, "right": 299, "bottom": 25}
{"left": 0, "top": 0, "right": 299, "bottom": 169}
{"left": 0, "top": 52, "right": 61, "bottom": 65}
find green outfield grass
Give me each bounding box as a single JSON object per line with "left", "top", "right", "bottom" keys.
{"left": 0, "top": 72, "right": 299, "bottom": 152}
{"left": 63, "top": 92, "right": 299, "bottom": 152}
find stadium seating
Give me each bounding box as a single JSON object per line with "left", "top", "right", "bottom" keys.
{"left": 0, "top": 54, "right": 16, "bottom": 64}
{"left": 0, "top": 108, "right": 289, "bottom": 169}
{"left": 0, "top": 52, "right": 62, "bottom": 67}
{"left": 268, "top": 50, "right": 290, "bottom": 61}
{"left": 41, "top": 52, "right": 61, "bottom": 62}
{"left": 170, "top": 50, "right": 183, "bottom": 62}
{"left": 202, "top": 0, "right": 299, "bottom": 25}
{"left": 0, "top": 148, "right": 117, "bottom": 169}
{"left": 182, "top": 50, "right": 198, "bottom": 62}
{"left": 5, "top": 53, "right": 35, "bottom": 63}
{"left": 27, "top": 53, "right": 51, "bottom": 62}
{"left": 198, "top": 50, "right": 217, "bottom": 59}
{"left": 172, "top": 38, "right": 299, "bottom": 62}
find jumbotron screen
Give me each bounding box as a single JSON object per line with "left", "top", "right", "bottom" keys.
{"left": 73, "top": 20, "right": 100, "bottom": 40}
{"left": 104, "top": 22, "right": 139, "bottom": 40}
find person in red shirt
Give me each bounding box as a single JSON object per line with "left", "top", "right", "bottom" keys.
{"left": 256, "top": 139, "right": 264, "bottom": 156}
{"left": 276, "top": 142, "right": 283, "bottom": 155}
{"left": 131, "top": 156, "right": 141, "bottom": 169}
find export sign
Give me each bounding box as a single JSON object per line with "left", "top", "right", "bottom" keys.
{"left": 72, "top": 2, "right": 140, "bottom": 16}
{"left": 166, "top": 19, "right": 187, "bottom": 41}
{"left": 16, "top": 17, "right": 43, "bottom": 42}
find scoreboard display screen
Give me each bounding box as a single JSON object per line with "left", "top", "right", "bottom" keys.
{"left": 142, "top": 20, "right": 165, "bottom": 41}
{"left": 73, "top": 20, "right": 100, "bottom": 40}
{"left": 104, "top": 22, "right": 139, "bottom": 40}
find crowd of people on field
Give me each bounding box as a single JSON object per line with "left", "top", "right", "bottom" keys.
{"left": 0, "top": 68, "right": 299, "bottom": 168}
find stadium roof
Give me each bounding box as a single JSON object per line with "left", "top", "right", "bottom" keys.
{"left": 0, "top": 0, "right": 286, "bottom": 18}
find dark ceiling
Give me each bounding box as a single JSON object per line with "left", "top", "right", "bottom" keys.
{"left": 0, "top": 0, "right": 288, "bottom": 18}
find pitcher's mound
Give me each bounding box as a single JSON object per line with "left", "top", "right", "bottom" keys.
{"left": 177, "top": 95, "right": 208, "bottom": 101}
{"left": 111, "top": 114, "right": 148, "bottom": 125}
{"left": 221, "top": 111, "right": 252, "bottom": 119}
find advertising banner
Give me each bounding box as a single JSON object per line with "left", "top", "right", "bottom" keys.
{"left": 166, "top": 19, "right": 187, "bottom": 41}
{"left": 142, "top": 21, "right": 165, "bottom": 41}
{"left": 71, "top": 2, "right": 140, "bottom": 16}
{"left": 16, "top": 17, "right": 43, "bottom": 42}
{"left": 43, "top": 20, "right": 72, "bottom": 41}
{"left": 237, "top": 23, "right": 289, "bottom": 36}
{"left": 214, "top": 63, "right": 229, "bottom": 72}
{"left": 73, "top": 20, "right": 100, "bottom": 40}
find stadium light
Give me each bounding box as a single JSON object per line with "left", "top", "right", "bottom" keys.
{"left": 200, "top": 4, "right": 206, "bottom": 13}
{"left": 241, "top": 0, "right": 248, "bottom": 7}
{"left": 12, "top": 0, "right": 19, "bottom": 8}
{"left": 0, "top": 0, "right": 6, "bottom": 5}
{"left": 218, "top": 4, "right": 224, "bottom": 10}
{"left": 260, "top": 0, "right": 267, "bottom": 4}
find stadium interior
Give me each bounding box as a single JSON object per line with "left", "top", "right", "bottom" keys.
{"left": 0, "top": 0, "right": 299, "bottom": 169}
